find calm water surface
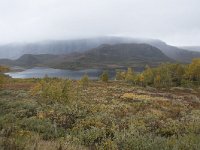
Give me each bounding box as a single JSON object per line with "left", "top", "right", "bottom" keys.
{"left": 5, "top": 67, "right": 115, "bottom": 80}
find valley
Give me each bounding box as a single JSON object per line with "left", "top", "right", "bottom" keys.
{"left": 1, "top": 49, "right": 200, "bottom": 149}
{"left": 1, "top": 0, "right": 200, "bottom": 149}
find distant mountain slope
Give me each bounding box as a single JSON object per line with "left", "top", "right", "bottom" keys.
{"left": 179, "top": 46, "right": 200, "bottom": 52}
{"left": 0, "top": 37, "right": 132, "bottom": 59}
{"left": 53, "top": 43, "right": 173, "bottom": 69}
{"left": 148, "top": 43, "right": 200, "bottom": 63}
{"left": 0, "top": 54, "right": 60, "bottom": 68}
{"left": 0, "top": 43, "right": 173, "bottom": 70}
{"left": 0, "top": 37, "right": 199, "bottom": 63}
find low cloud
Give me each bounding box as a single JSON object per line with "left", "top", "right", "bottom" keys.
{"left": 0, "top": 0, "right": 199, "bottom": 46}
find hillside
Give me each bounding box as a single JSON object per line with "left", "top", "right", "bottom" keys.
{"left": 150, "top": 43, "right": 200, "bottom": 63}
{"left": 0, "top": 43, "right": 173, "bottom": 70}
{"left": 52, "top": 43, "right": 173, "bottom": 69}
{"left": 0, "top": 37, "right": 200, "bottom": 63}
{"left": 0, "top": 37, "right": 129, "bottom": 59}
{"left": 0, "top": 76, "right": 200, "bottom": 149}
{"left": 180, "top": 46, "right": 200, "bottom": 52}
{"left": 0, "top": 54, "right": 61, "bottom": 68}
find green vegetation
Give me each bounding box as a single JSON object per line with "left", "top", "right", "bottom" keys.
{"left": 80, "top": 74, "right": 89, "bottom": 88}
{"left": 116, "top": 58, "right": 200, "bottom": 87}
{"left": 0, "top": 59, "right": 200, "bottom": 150}
{"left": 100, "top": 71, "right": 109, "bottom": 82}
{"left": 0, "top": 66, "right": 9, "bottom": 89}
{"left": 0, "top": 66, "right": 9, "bottom": 73}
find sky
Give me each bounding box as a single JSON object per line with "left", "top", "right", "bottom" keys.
{"left": 0, "top": 0, "right": 199, "bottom": 46}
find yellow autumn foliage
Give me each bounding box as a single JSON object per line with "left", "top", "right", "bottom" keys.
{"left": 121, "top": 93, "right": 152, "bottom": 101}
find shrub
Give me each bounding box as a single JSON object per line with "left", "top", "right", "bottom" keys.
{"left": 125, "top": 67, "right": 135, "bottom": 83}
{"left": 100, "top": 71, "right": 109, "bottom": 82}
{"left": 80, "top": 74, "right": 89, "bottom": 88}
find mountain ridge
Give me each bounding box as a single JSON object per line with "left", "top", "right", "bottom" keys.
{"left": 0, "top": 43, "right": 173, "bottom": 70}
{"left": 180, "top": 46, "right": 200, "bottom": 52}
{"left": 0, "top": 37, "right": 200, "bottom": 63}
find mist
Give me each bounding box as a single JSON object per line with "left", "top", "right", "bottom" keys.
{"left": 0, "top": 0, "right": 200, "bottom": 46}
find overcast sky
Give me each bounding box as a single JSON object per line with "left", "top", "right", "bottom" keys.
{"left": 0, "top": 0, "right": 199, "bottom": 46}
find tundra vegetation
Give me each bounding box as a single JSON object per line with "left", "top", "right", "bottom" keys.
{"left": 0, "top": 59, "right": 200, "bottom": 150}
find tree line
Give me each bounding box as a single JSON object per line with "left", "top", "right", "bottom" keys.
{"left": 1, "top": 58, "right": 200, "bottom": 88}
{"left": 114, "top": 58, "right": 200, "bottom": 87}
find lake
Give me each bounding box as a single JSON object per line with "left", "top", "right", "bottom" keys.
{"left": 5, "top": 67, "right": 116, "bottom": 80}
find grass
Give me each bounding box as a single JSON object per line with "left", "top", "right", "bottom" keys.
{"left": 0, "top": 79, "right": 200, "bottom": 150}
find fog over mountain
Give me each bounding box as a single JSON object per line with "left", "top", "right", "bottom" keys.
{"left": 0, "top": 43, "right": 174, "bottom": 70}
{"left": 0, "top": 37, "right": 200, "bottom": 64}
{"left": 0, "top": 0, "right": 200, "bottom": 46}
{"left": 0, "top": 0, "right": 200, "bottom": 66}
{"left": 0, "top": 36, "right": 161, "bottom": 59}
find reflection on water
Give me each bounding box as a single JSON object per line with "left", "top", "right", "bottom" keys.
{"left": 5, "top": 67, "right": 115, "bottom": 80}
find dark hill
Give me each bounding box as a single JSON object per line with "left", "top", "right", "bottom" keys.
{"left": 0, "top": 43, "right": 173, "bottom": 70}
{"left": 0, "top": 54, "right": 59, "bottom": 68}
{"left": 0, "top": 37, "right": 200, "bottom": 63}
{"left": 56, "top": 43, "right": 173, "bottom": 69}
